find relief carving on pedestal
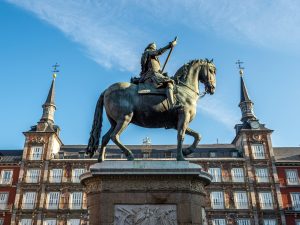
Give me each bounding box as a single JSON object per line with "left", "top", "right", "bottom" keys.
{"left": 114, "top": 204, "right": 177, "bottom": 225}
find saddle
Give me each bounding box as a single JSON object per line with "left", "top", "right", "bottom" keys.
{"left": 131, "top": 77, "right": 166, "bottom": 95}
{"left": 137, "top": 83, "right": 166, "bottom": 95}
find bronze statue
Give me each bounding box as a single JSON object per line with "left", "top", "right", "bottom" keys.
{"left": 86, "top": 40, "right": 216, "bottom": 162}
{"left": 140, "top": 39, "right": 179, "bottom": 109}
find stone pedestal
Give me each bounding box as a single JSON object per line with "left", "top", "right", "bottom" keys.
{"left": 81, "top": 161, "right": 211, "bottom": 225}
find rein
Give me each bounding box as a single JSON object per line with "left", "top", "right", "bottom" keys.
{"left": 177, "top": 80, "right": 206, "bottom": 98}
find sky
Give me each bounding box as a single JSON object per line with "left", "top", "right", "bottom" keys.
{"left": 1, "top": 0, "right": 300, "bottom": 149}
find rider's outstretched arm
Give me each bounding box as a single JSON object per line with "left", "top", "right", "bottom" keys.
{"left": 148, "top": 43, "right": 172, "bottom": 56}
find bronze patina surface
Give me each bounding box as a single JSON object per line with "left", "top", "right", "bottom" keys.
{"left": 86, "top": 40, "right": 216, "bottom": 162}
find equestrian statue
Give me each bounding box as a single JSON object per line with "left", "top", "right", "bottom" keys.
{"left": 86, "top": 38, "right": 217, "bottom": 162}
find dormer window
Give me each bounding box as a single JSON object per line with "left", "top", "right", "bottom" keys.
{"left": 251, "top": 144, "right": 265, "bottom": 159}
{"left": 210, "top": 152, "right": 216, "bottom": 158}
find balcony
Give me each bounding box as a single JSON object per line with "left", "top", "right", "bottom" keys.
{"left": 0, "top": 204, "right": 12, "bottom": 211}
{"left": 0, "top": 179, "right": 12, "bottom": 185}
{"left": 21, "top": 203, "right": 35, "bottom": 210}
{"left": 235, "top": 201, "right": 249, "bottom": 209}
{"left": 259, "top": 203, "right": 274, "bottom": 210}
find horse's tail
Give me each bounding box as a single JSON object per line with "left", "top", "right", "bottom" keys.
{"left": 86, "top": 92, "right": 105, "bottom": 158}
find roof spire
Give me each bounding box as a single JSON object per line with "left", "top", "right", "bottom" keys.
{"left": 40, "top": 64, "right": 59, "bottom": 124}
{"left": 236, "top": 60, "right": 256, "bottom": 123}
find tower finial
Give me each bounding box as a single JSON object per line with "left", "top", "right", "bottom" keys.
{"left": 236, "top": 60, "right": 244, "bottom": 77}
{"left": 52, "top": 63, "right": 59, "bottom": 79}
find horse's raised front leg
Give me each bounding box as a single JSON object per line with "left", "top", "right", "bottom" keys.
{"left": 110, "top": 114, "right": 134, "bottom": 161}
{"left": 183, "top": 127, "right": 201, "bottom": 156}
{"left": 176, "top": 111, "right": 190, "bottom": 161}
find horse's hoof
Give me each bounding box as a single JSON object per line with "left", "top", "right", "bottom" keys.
{"left": 127, "top": 154, "right": 135, "bottom": 161}
{"left": 176, "top": 156, "right": 186, "bottom": 161}
{"left": 183, "top": 148, "right": 195, "bottom": 157}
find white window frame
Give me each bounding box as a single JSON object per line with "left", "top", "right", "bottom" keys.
{"left": 26, "top": 169, "right": 40, "bottom": 183}
{"left": 255, "top": 168, "right": 269, "bottom": 183}
{"left": 290, "top": 193, "right": 300, "bottom": 210}
{"left": 259, "top": 192, "right": 274, "bottom": 209}
{"left": 19, "top": 219, "right": 32, "bottom": 225}
{"left": 31, "top": 146, "right": 43, "bottom": 160}
{"left": 67, "top": 219, "right": 81, "bottom": 225}
{"left": 47, "top": 192, "right": 60, "bottom": 209}
{"left": 231, "top": 168, "right": 245, "bottom": 182}
{"left": 0, "top": 192, "right": 8, "bottom": 210}
{"left": 70, "top": 192, "right": 83, "bottom": 209}
{"left": 237, "top": 219, "right": 251, "bottom": 225}
{"left": 50, "top": 169, "right": 63, "bottom": 183}
{"left": 72, "top": 168, "right": 85, "bottom": 183}
{"left": 251, "top": 144, "right": 265, "bottom": 159}
{"left": 208, "top": 168, "right": 222, "bottom": 182}
{"left": 43, "top": 219, "right": 57, "bottom": 225}
{"left": 263, "top": 219, "right": 276, "bottom": 225}
{"left": 210, "top": 191, "right": 224, "bottom": 209}
{"left": 22, "top": 192, "right": 36, "bottom": 209}
{"left": 234, "top": 191, "right": 248, "bottom": 209}
{"left": 0, "top": 170, "right": 13, "bottom": 184}
{"left": 286, "top": 169, "right": 299, "bottom": 185}
{"left": 212, "top": 218, "right": 226, "bottom": 225}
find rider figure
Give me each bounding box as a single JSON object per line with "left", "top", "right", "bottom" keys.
{"left": 140, "top": 40, "right": 179, "bottom": 109}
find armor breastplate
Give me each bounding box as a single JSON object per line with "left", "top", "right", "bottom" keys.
{"left": 150, "top": 57, "right": 161, "bottom": 73}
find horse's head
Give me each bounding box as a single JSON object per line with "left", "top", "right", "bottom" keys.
{"left": 199, "top": 59, "right": 216, "bottom": 95}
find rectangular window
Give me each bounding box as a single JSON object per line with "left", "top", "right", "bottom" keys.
{"left": 47, "top": 192, "right": 60, "bottom": 209}
{"left": 296, "top": 220, "right": 300, "bottom": 225}
{"left": 208, "top": 168, "right": 222, "bottom": 182}
{"left": 255, "top": 168, "right": 269, "bottom": 183}
{"left": 259, "top": 192, "right": 274, "bottom": 209}
{"left": 50, "top": 169, "right": 63, "bottom": 183}
{"left": 22, "top": 192, "right": 36, "bottom": 209}
{"left": 0, "top": 170, "right": 13, "bottom": 184}
{"left": 252, "top": 144, "right": 265, "bottom": 159}
{"left": 212, "top": 219, "right": 226, "bottom": 225}
{"left": 210, "top": 191, "right": 224, "bottom": 209}
{"left": 286, "top": 170, "right": 299, "bottom": 185}
{"left": 234, "top": 191, "right": 248, "bottom": 209}
{"left": 43, "top": 219, "right": 56, "bottom": 225}
{"left": 291, "top": 193, "right": 300, "bottom": 210}
{"left": 72, "top": 168, "right": 85, "bottom": 183}
{"left": 70, "top": 192, "right": 83, "bottom": 209}
{"left": 26, "top": 169, "right": 40, "bottom": 183}
{"left": 31, "top": 146, "right": 43, "bottom": 160}
{"left": 0, "top": 219, "right": 3, "bottom": 225}
{"left": 263, "top": 219, "right": 276, "bottom": 225}
{"left": 19, "top": 219, "right": 32, "bottom": 225}
{"left": 67, "top": 219, "right": 81, "bottom": 225}
{"left": 237, "top": 219, "right": 250, "bottom": 225}
{"left": 0, "top": 193, "right": 8, "bottom": 210}
{"left": 231, "top": 168, "right": 245, "bottom": 182}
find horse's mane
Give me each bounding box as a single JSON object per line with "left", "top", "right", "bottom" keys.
{"left": 172, "top": 59, "right": 206, "bottom": 82}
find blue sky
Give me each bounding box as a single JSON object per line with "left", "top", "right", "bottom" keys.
{"left": 1, "top": 0, "right": 300, "bottom": 149}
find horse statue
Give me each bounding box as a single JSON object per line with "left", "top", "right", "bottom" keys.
{"left": 86, "top": 59, "right": 216, "bottom": 162}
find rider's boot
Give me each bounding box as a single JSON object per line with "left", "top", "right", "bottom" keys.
{"left": 166, "top": 83, "right": 182, "bottom": 110}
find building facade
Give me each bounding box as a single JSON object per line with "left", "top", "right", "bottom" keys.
{"left": 0, "top": 68, "right": 298, "bottom": 225}
{"left": 275, "top": 148, "right": 300, "bottom": 225}
{"left": 0, "top": 150, "right": 22, "bottom": 225}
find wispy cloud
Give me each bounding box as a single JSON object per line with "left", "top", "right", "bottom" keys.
{"left": 198, "top": 97, "right": 240, "bottom": 130}
{"left": 7, "top": 0, "right": 300, "bottom": 72}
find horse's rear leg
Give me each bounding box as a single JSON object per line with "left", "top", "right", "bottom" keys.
{"left": 183, "top": 127, "right": 201, "bottom": 156}
{"left": 110, "top": 114, "right": 134, "bottom": 161}
{"left": 98, "top": 125, "right": 115, "bottom": 162}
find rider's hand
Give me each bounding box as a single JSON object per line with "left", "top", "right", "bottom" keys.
{"left": 171, "top": 40, "right": 177, "bottom": 47}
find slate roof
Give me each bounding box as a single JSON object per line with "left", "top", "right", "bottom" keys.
{"left": 0, "top": 150, "right": 23, "bottom": 163}
{"left": 273, "top": 147, "right": 300, "bottom": 162}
